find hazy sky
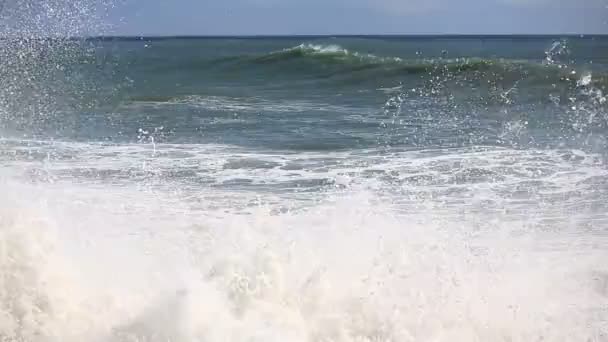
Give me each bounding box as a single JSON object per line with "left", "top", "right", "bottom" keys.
{"left": 0, "top": 0, "right": 606, "bottom": 36}
{"left": 105, "top": 0, "right": 608, "bottom": 35}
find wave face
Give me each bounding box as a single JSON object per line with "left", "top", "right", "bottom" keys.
{"left": 142, "top": 40, "right": 608, "bottom": 88}
{"left": 2, "top": 35, "right": 608, "bottom": 341}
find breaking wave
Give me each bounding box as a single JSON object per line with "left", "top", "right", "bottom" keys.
{"left": 1, "top": 176, "right": 607, "bottom": 341}
{"left": 188, "top": 43, "right": 608, "bottom": 87}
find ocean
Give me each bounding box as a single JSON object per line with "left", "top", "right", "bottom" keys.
{"left": 1, "top": 35, "right": 608, "bottom": 341}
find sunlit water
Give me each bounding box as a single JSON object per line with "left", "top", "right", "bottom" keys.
{"left": 1, "top": 13, "right": 608, "bottom": 341}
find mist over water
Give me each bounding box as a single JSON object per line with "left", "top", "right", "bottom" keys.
{"left": 1, "top": 2, "right": 608, "bottom": 341}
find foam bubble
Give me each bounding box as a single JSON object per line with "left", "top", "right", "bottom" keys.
{"left": 0, "top": 176, "right": 606, "bottom": 341}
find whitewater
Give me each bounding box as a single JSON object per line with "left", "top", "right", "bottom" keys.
{"left": 1, "top": 2, "right": 608, "bottom": 341}
{"left": 1, "top": 140, "right": 607, "bottom": 341}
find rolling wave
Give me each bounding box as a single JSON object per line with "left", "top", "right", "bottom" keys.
{"left": 254, "top": 44, "right": 405, "bottom": 65}
{"left": 198, "top": 44, "right": 608, "bottom": 88}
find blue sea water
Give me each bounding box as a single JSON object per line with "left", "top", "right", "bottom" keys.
{"left": 1, "top": 36, "right": 607, "bottom": 341}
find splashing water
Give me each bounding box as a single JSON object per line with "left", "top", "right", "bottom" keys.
{"left": 544, "top": 39, "right": 570, "bottom": 66}
{"left": 1, "top": 6, "right": 608, "bottom": 342}
{"left": 0, "top": 0, "right": 114, "bottom": 37}
{"left": 0, "top": 0, "right": 118, "bottom": 136}
{"left": 1, "top": 177, "right": 607, "bottom": 342}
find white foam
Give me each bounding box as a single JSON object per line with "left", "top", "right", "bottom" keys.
{"left": 0, "top": 161, "right": 607, "bottom": 341}
{"left": 578, "top": 73, "right": 593, "bottom": 87}
{"left": 281, "top": 44, "right": 404, "bottom": 64}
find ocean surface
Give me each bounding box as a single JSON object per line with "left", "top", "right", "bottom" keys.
{"left": 1, "top": 36, "right": 608, "bottom": 341}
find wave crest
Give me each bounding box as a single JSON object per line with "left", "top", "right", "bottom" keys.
{"left": 226, "top": 44, "right": 606, "bottom": 86}
{"left": 255, "top": 43, "right": 404, "bottom": 66}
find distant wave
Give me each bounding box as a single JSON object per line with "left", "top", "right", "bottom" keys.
{"left": 254, "top": 44, "right": 405, "bottom": 65}
{"left": 201, "top": 44, "right": 608, "bottom": 87}
{"left": 251, "top": 44, "right": 499, "bottom": 74}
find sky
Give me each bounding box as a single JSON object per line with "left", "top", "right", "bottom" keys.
{"left": 1, "top": 0, "right": 607, "bottom": 36}
{"left": 105, "top": 0, "right": 608, "bottom": 35}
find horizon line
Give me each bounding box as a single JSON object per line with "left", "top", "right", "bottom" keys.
{"left": 1, "top": 33, "right": 608, "bottom": 40}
